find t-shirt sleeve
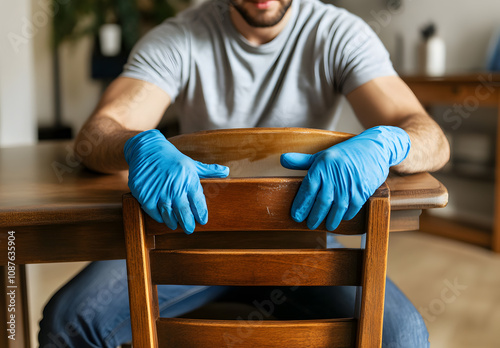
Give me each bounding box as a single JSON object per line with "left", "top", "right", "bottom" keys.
{"left": 120, "top": 20, "right": 188, "bottom": 101}
{"left": 328, "top": 11, "right": 397, "bottom": 95}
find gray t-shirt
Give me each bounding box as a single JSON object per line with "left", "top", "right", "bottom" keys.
{"left": 121, "top": 0, "right": 396, "bottom": 133}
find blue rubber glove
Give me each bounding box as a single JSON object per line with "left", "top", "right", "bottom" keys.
{"left": 124, "top": 129, "right": 229, "bottom": 234}
{"left": 280, "top": 126, "right": 411, "bottom": 231}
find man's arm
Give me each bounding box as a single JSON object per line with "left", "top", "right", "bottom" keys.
{"left": 346, "top": 75, "right": 450, "bottom": 173}
{"left": 74, "top": 77, "right": 171, "bottom": 173}
{"left": 281, "top": 75, "right": 449, "bottom": 231}
{"left": 75, "top": 76, "right": 229, "bottom": 233}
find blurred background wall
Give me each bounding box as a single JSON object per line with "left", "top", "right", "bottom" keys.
{"left": 0, "top": 0, "right": 37, "bottom": 147}
{"left": 31, "top": 1, "right": 102, "bottom": 134}
{"left": 336, "top": 0, "right": 500, "bottom": 74}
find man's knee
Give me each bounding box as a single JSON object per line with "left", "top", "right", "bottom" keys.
{"left": 39, "top": 261, "right": 129, "bottom": 347}
{"left": 38, "top": 294, "right": 82, "bottom": 348}
{"left": 383, "top": 309, "right": 430, "bottom": 348}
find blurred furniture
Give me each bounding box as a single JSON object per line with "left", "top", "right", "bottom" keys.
{"left": 0, "top": 135, "right": 447, "bottom": 347}
{"left": 124, "top": 128, "right": 391, "bottom": 347}
{"left": 403, "top": 74, "right": 500, "bottom": 252}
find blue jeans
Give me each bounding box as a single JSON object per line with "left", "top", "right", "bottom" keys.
{"left": 38, "top": 237, "right": 429, "bottom": 348}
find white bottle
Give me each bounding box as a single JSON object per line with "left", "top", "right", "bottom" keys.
{"left": 99, "top": 24, "right": 122, "bottom": 57}
{"left": 419, "top": 24, "right": 446, "bottom": 76}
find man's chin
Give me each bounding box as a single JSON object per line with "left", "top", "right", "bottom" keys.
{"left": 230, "top": 0, "right": 292, "bottom": 28}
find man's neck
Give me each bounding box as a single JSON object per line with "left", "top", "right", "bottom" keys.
{"left": 229, "top": 6, "right": 293, "bottom": 46}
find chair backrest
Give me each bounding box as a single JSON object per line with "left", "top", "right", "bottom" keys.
{"left": 123, "top": 128, "right": 390, "bottom": 348}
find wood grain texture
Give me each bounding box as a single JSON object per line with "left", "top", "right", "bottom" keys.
{"left": 123, "top": 194, "right": 158, "bottom": 348}
{"left": 389, "top": 210, "right": 421, "bottom": 232}
{"left": 0, "top": 222, "right": 125, "bottom": 264}
{"left": 0, "top": 142, "right": 444, "bottom": 266}
{"left": 0, "top": 131, "right": 446, "bottom": 225}
{"left": 154, "top": 231, "right": 328, "bottom": 250}
{"left": 145, "top": 178, "right": 367, "bottom": 235}
{"left": 156, "top": 318, "right": 357, "bottom": 348}
{"left": 168, "top": 127, "right": 352, "bottom": 178}
{"left": 124, "top": 185, "right": 391, "bottom": 347}
{"left": 0, "top": 129, "right": 447, "bottom": 347}
{"left": 0, "top": 141, "right": 128, "bottom": 226}
{"left": 386, "top": 173, "right": 447, "bottom": 210}
{"left": 356, "top": 193, "right": 391, "bottom": 348}
{"left": 150, "top": 249, "right": 363, "bottom": 286}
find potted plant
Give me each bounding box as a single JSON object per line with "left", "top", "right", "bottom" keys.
{"left": 41, "top": 0, "right": 182, "bottom": 140}
{"left": 52, "top": 0, "right": 180, "bottom": 52}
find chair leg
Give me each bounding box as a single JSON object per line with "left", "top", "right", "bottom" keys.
{"left": 356, "top": 194, "right": 390, "bottom": 348}
{"left": 123, "top": 195, "right": 159, "bottom": 348}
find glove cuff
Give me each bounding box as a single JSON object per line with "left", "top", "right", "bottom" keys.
{"left": 124, "top": 129, "right": 165, "bottom": 164}
{"left": 359, "top": 126, "right": 411, "bottom": 167}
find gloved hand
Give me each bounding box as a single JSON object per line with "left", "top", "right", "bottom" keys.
{"left": 280, "top": 126, "right": 410, "bottom": 231}
{"left": 124, "top": 129, "right": 229, "bottom": 234}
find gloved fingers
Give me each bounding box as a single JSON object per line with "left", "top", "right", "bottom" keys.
{"left": 158, "top": 201, "right": 178, "bottom": 231}
{"left": 306, "top": 182, "right": 334, "bottom": 230}
{"left": 187, "top": 182, "right": 209, "bottom": 225}
{"left": 326, "top": 196, "right": 349, "bottom": 232}
{"left": 194, "top": 161, "right": 230, "bottom": 178}
{"left": 173, "top": 194, "right": 196, "bottom": 234}
{"left": 343, "top": 196, "right": 365, "bottom": 221}
{"left": 291, "top": 171, "right": 321, "bottom": 223}
{"left": 141, "top": 205, "right": 164, "bottom": 223}
{"left": 280, "top": 153, "right": 316, "bottom": 170}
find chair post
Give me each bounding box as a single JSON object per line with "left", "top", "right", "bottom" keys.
{"left": 356, "top": 184, "right": 391, "bottom": 348}
{"left": 123, "top": 194, "right": 159, "bottom": 348}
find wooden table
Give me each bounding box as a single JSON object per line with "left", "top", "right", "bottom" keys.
{"left": 0, "top": 141, "right": 448, "bottom": 347}
{"left": 403, "top": 74, "right": 500, "bottom": 252}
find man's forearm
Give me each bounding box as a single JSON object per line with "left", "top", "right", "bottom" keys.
{"left": 392, "top": 113, "right": 450, "bottom": 174}
{"left": 74, "top": 115, "right": 140, "bottom": 174}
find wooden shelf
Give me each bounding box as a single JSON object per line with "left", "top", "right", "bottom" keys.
{"left": 419, "top": 211, "right": 492, "bottom": 248}
{"left": 404, "top": 74, "right": 500, "bottom": 252}
{"left": 436, "top": 166, "right": 495, "bottom": 183}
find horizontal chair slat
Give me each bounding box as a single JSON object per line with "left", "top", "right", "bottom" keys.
{"left": 144, "top": 178, "right": 367, "bottom": 235}
{"left": 150, "top": 249, "right": 363, "bottom": 286}
{"left": 156, "top": 318, "right": 356, "bottom": 348}
{"left": 154, "top": 231, "right": 328, "bottom": 250}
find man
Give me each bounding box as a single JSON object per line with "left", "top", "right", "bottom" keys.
{"left": 39, "top": 0, "right": 449, "bottom": 346}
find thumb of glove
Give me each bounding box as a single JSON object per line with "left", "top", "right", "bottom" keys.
{"left": 280, "top": 153, "right": 317, "bottom": 170}
{"left": 195, "top": 161, "right": 230, "bottom": 178}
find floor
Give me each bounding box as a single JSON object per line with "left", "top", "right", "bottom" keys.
{"left": 27, "top": 232, "right": 500, "bottom": 347}
{"left": 339, "top": 232, "right": 500, "bottom": 348}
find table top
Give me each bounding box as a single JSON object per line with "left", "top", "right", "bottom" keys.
{"left": 0, "top": 140, "right": 448, "bottom": 264}
{"left": 0, "top": 141, "right": 448, "bottom": 228}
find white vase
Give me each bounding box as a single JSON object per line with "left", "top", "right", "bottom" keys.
{"left": 99, "top": 24, "right": 122, "bottom": 56}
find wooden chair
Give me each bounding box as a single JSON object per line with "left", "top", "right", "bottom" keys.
{"left": 123, "top": 128, "right": 391, "bottom": 348}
